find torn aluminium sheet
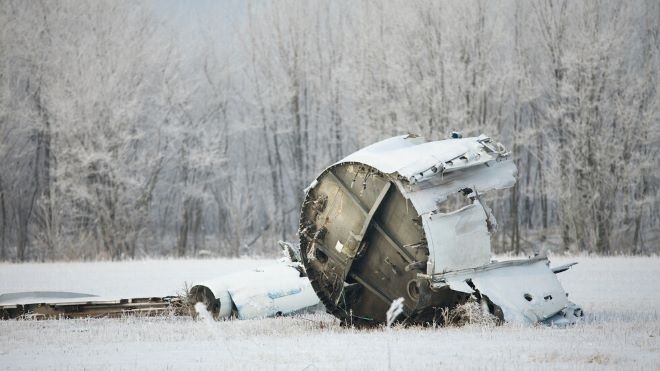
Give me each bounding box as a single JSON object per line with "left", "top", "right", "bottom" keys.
{"left": 434, "top": 256, "right": 583, "bottom": 326}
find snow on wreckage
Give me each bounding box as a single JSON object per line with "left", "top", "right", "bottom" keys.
{"left": 188, "top": 250, "right": 320, "bottom": 320}
{"left": 0, "top": 246, "right": 321, "bottom": 321}
{"left": 299, "top": 133, "right": 583, "bottom": 326}
{"left": 1, "top": 133, "right": 582, "bottom": 326}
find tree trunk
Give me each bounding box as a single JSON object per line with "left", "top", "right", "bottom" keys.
{"left": 177, "top": 198, "right": 190, "bottom": 257}
{"left": 0, "top": 179, "right": 5, "bottom": 260}
{"left": 511, "top": 184, "right": 520, "bottom": 255}
{"left": 191, "top": 199, "right": 202, "bottom": 255}
{"left": 16, "top": 211, "right": 28, "bottom": 261}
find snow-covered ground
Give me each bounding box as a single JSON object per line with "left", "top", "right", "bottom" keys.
{"left": 1, "top": 256, "right": 659, "bottom": 370}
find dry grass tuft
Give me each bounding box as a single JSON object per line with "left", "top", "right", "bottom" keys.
{"left": 441, "top": 298, "right": 498, "bottom": 327}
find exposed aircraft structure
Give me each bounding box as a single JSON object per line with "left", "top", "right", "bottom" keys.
{"left": 299, "top": 133, "right": 582, "bottom": 326}
{"left": 0, "top": 292, "right": 187, "bottom": 319}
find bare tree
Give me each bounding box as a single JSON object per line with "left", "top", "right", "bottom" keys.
{"left": 0, "top": 0, "right": 656, "bottom": 260}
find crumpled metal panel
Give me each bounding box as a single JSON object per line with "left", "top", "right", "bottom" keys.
{"left": 438, "top": 257, "right": 570, "bottom": 324}
{"left": 403, "top": 160, "right": 517, "bottom": 215}
{"left": 339, "top": 134, "right": 507, "bottom": 183}
{"left": 332, "top": 134, "right": 516, "bottom": 216}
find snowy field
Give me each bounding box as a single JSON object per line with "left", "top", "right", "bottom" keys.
{"left": 1, "top": 256, "right": 659, "bottom": 370}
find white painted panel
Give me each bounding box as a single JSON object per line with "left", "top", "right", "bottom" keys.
{"left": 424, "top": 202, "right": 492, "bottom": 273}
{"left": 444, "top": 259, "right": 570, "bottom": 324}
{"left": 196, "top": 264, "right": 319, "bottom": 319}
{"left": 402, "top": 160, "right": 517, "bottom": 214}
{"left": 228, "top": 270, "right": 319, "bottom": 320}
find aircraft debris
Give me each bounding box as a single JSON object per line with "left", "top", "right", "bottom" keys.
{"left": 1, "top": 133, "right": 582, "bottom": 328}
{"left": 188, "top": 252, "right": 320, "bottom": 320}
{"left": 299, "top": 133, "right": 582, "bottom": 326}
{"left": 1, "top": 243, "right": 319, "bottom": 320}
{"left": 0, "top": 292, "right": 186, "bottom": 319}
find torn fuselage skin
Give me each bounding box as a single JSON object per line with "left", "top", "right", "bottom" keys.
{"left": 299, "top": 133, "right": 582, "bottom": 327}
{"left": 188, "top": 260, "right": 320, "bottom": 321}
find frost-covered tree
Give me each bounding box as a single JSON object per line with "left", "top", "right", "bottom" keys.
{"left": 0, "top": 0, "right": 657, "bottom": 260}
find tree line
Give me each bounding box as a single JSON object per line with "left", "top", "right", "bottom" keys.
{"left": 0, "top": 0, "right": 657, "bottom": 261}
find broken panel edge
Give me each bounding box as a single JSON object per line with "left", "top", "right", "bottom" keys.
{"left": 427, "top": 257, "right": 583, "bottom": 325}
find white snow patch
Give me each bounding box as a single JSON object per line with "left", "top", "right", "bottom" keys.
{"left": 1, "top": 257, "right": 659, "bottom": 370}
{"left": 194, "top": 302, "right": 213, "bottom": 323}
{"left": 386, "top": 297, "right": 404, "bottom": 328}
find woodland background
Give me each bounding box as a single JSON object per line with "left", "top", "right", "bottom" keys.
{"left": 0, "top": 0, "right": 657, "bottom": 261}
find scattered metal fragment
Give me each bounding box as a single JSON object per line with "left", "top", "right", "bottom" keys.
{"left": 0, "top": 244, "right": 319, "bottom": 321}
{"left": 0, "top": 292, "right": 187, "bottom": 320}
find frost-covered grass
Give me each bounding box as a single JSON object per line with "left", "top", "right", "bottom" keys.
{"left": 1, "top": 256, "right": 659, "bottom": 370}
